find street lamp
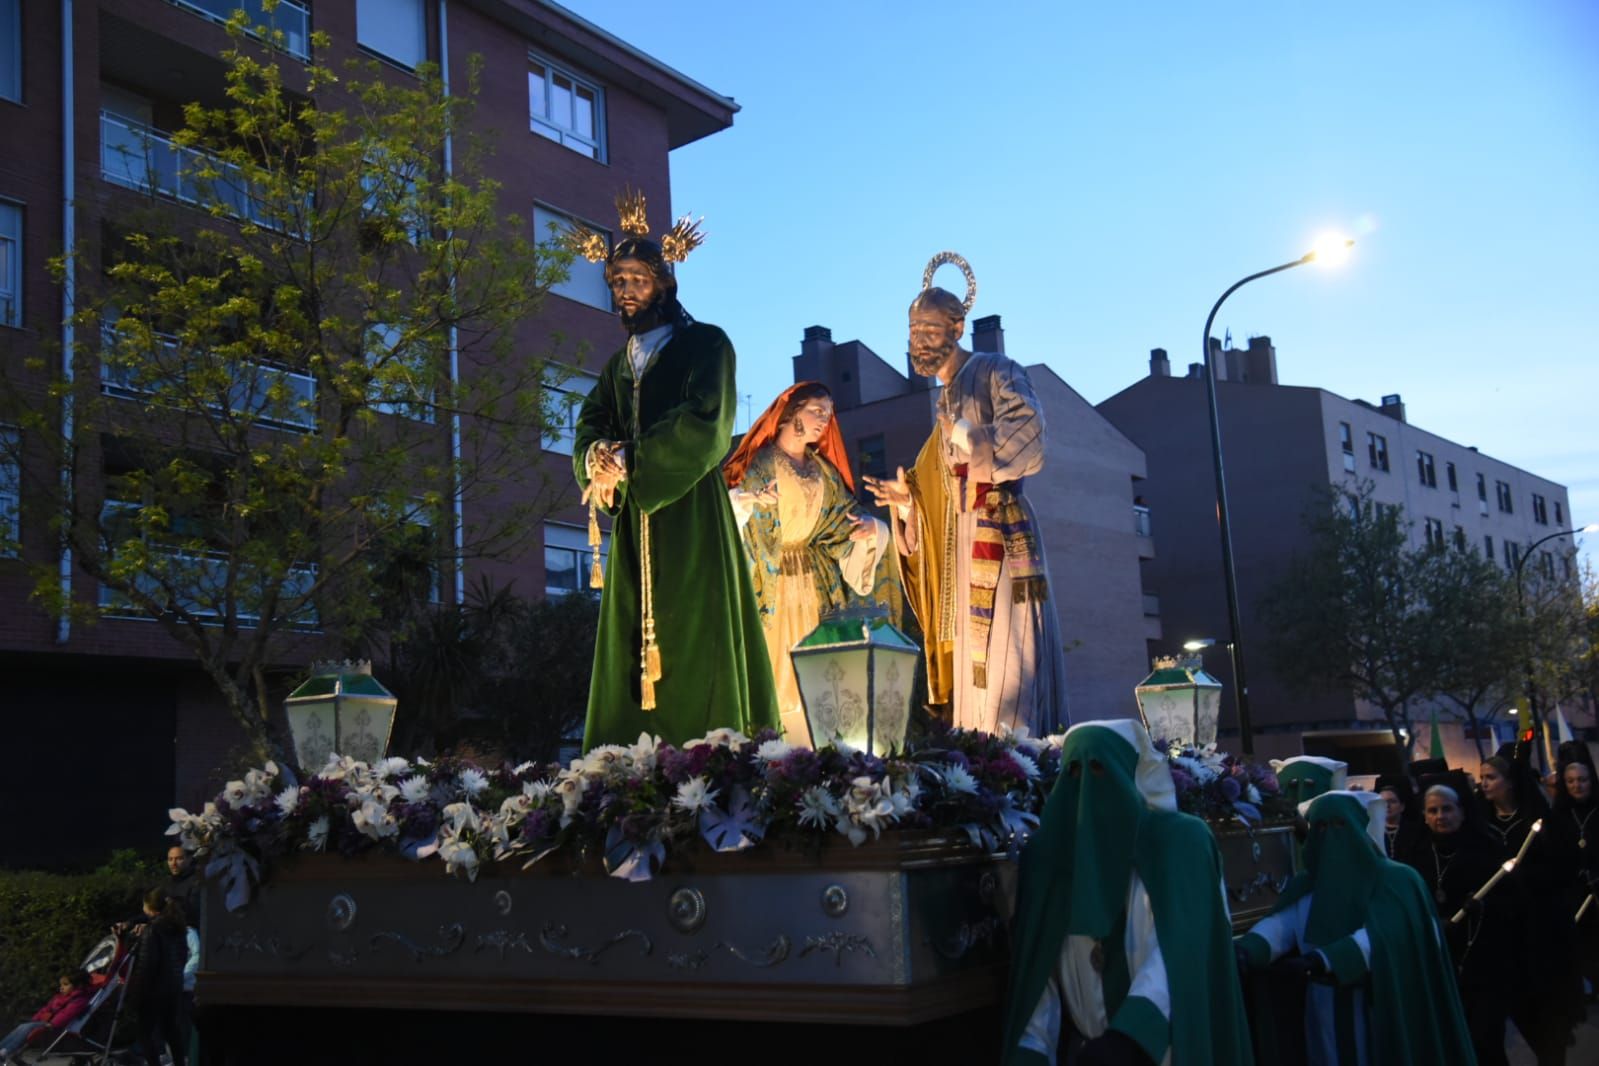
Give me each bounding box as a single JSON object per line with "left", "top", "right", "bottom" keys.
{"left": 1201, "top": 237, "right": 1353, "bottom": 756}
{"left": 1511, "top": 522, "right": 1597, "bottom": 769}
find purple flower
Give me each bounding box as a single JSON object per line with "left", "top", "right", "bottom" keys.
{"left": 1219, "top": 776, "right": 1242, "bottom": 802}
{"left": 1170, "top": 766, "right": 1198, "bottom": 794}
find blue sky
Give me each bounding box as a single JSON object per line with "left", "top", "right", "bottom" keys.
{"left": 562, "top": 0, "right": 1598, "bottom": 564}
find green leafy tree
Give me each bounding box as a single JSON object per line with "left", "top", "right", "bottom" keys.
{"left": 1416, "top": 540, "right": 1525, "bottom": 759}
{"left": 1519, "top": 552, "right": 1596, "bottom": 756}
{"left": 1260, "top": 484, "right": 1449, "bottom": 756}
{"left": 1, "top": 19, "right": 575, "bottom": 766}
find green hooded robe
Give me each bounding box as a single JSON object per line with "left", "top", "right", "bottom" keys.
{"left": 1002, "top": 722, "right": 1253, "bottom": 1065}
{"left": 573, "top": 322, "right": 779, "bottom": 749}
{"left": 1238, "top": 792, "right": 1475, "bottom": 1066}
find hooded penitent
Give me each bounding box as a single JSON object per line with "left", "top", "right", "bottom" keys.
{"left": 1272, "top": 756, "right": 1348, "bottom": 807}
{"left": 1243, "top": 791, "right": 1475, "bottom": 1065}
{"left": 1002, "top": 720, "right": 1252, "bottom": 1066}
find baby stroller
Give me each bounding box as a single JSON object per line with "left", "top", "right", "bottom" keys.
{"left": 10, "top": 932, "right": 147, "bottom": 1065}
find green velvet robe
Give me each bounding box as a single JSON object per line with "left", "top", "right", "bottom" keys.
{"left": 572, "top": 323, "right": 779, "bottom": 749}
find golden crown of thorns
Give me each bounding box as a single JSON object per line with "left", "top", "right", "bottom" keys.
{"left": 559, "top": 187, "right": 706, "bottom": 265}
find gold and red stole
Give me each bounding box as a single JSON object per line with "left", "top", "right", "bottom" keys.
{"left": 901, "top": 431, "right": 956, "bottom": 710}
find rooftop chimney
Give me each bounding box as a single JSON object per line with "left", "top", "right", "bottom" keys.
{"left": 1379, "top": 393, "right": 1406, "bottom": 423}
{"left": 794, "top": 325, "right": 837, "bottom": 391}
{"left": 1149, "top": 347, "right": 1170, "bottom": 377}
{"left": 972, "top": 314, "right": 1005, "bottom": 355}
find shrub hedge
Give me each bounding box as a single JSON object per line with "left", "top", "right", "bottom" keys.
{"left": 0, "top": 850, "right": 160, "bottom": 1028}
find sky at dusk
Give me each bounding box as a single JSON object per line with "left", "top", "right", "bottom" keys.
{"left": 560, "top": 0, "right": 1598, "bottom": 563}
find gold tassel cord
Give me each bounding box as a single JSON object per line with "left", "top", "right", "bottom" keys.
{"left": 588, "top": 496, "right": 604, "bottom": 590}
{"left": 639, "top": 510, "right": 661, "bottom": 710}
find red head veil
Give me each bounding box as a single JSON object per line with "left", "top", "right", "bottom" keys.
{"left": 723, "top": 383, "right": 855, "bottom": 494}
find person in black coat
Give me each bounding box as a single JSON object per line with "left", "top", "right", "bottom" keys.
{"left": 1405, "top": 772, "right": 1523, "bottom": 1066}
{"left": 1551, "top": 757, "right": 1599, "bottom": 997}
{"left": 124, "top": 886, "right": 188, "bottom": 1066}
{"left": 1376, "top": 772, "right": 1424, "bottom": 862}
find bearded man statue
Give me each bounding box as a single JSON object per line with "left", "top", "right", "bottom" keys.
{"left": 567, "top": 190, "right": 778, "bottom": 749}
{"left": 865, "top": 253, "right": 1069, "bottom": 735}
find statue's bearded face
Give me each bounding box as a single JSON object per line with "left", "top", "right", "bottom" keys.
{"left": 608, "top": 258, "right": 658, "bottom": 319}
{"left": 908, "top": 307, "right": 962, "bottom": 377}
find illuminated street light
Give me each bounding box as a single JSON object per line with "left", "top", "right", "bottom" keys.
{"left": 1201, "top": 237, "right": 1354, "bottom": 755}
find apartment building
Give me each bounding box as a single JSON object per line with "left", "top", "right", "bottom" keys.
{"left": 0, "top": 0, "right": 734, "bottom": 863}
{"left": 1096, "top": 336, "right": 1578, "bottom": 752}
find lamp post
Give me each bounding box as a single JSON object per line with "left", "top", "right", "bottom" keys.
{"left": 1511, "top": 522, "right": 1597, "bottom": 769}
{"left": 1202, "top": 236, "right": 1352, "bottom": 756}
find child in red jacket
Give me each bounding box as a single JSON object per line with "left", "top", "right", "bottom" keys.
{"left": 0, "top": 970, "right": 93, "bottom": 1061}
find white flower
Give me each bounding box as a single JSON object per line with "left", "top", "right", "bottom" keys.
{"left": 441, "top": 801, "right": 481, "bottom": 834}
{"left": 522, "top": 780, "right": 553, "bottom": 803}
{"left": 839, "top": 776, "right": 897, "bottom": 845}
{"left": 1008, "top": 751, "right": 1041, "bottom": 780}
{"left": 554, "top": 770, "right": 588, "bottom": 826}
{"left": 690, "top": 727, "right": 749, "bottom": 750}
{"left": 305, "top": 815, "right": 330, "bottom": 852}
{"left": 672, "top": 776, "right": 720, "bottom": 813}
{"left": 755, "top": 739, "right": 794, "bottom": 764}
{"left": 1246, "top": 783, "right": 1262, "bottom": 805}
{"left": 438, "top": 835, "right": 480, "bottom": 880}
{"left": 797, "top": 786, "right": 840, "bottom": 829}
{"left": 398, "top": 775, "right": 431, "bottom": 804}
{"left": 274, "top": 785, "right": 301, "bottom": 817}
{"left": 1044, "top": 732, "right": 1068, "bottom": 750}
{"left": 581, "top": 745, "right": 630, "bottom": 777}
{"left": 942, "top": 764, "right": 979, "bottom": 795}
{"left": 458, "top": 768, "right": 490, "bottom": 797}
{"left": 628, "top": 732, "right": 661, "bottom": 775}
{"left": 512, "top": 761, "right": 538, "bottom": 776}
{"left": 499, "top": 794, "right": 529, "bottom": 819}
{"left": 221, "top": 780, "right": 250, "bottom": 810}
{"left": 373, "top": 757, "right": 411, "bottom": 780}
{"left": 351, "top": 796, "right": 397, "bottom": 840}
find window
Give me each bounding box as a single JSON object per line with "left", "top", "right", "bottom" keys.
{"left": 171, "top": 1, "right": 311, "bottom": 61}
{"left": 366, "top": 323, "right": 437, "bottom": 423}
{"left": 1483, "top": 534, "right": 1494, "bottom": 559}
{"left": 543, "top": 365, "right": 599, "bottom": 456}
{"left": 0, "top": 425, "right": 17, "bottom": 556}
{"left": 0, "top": 199, "right": 18, "bottom": 327}
{"left": 1476, "top": 472, "right": 1489, "bottom": 515}
{"left": 1531, "top": 494, "right": 1547, "bottom": 525}
{"left": 1502, "top": 540, "right": 1519, "bottom": 571}
{"left": 374, "top": 498, "right": 441, "bottom": 605}
{"left": 1555, "top": 500, "right": 1565, "bottom": 526}
{"left": 1423, "top": 517, "right": 1444, "bottom": 549}
{"left": 857, "top": 434, "right": 887, "bottom": 480}
{"left": 1367, "top": 432, "right": 1389, "bottom": 472}
{"left": 361, "top": 149, "right": 427, "bottom": 245}
{"left": 528, "top": 54, "right": 605, "bottom": 160}
{"left": 533, "top": 205, "right": 611, "bottom": 310}
{"left": 1416, "top": 450, "right": 1436, "bottom": 488}
{"left": 0, "top": 0, "right": 18, "bottom": 103}
{"left": 1445, "top": 461, "right": 1458, "bottom": 492}
{"left": 1452, "top": 525, "right": 1466, "bottom": 552}
{"left": 1495, "top": 480, "right": 1513, "bottom": 514}
{"left": 1338, "top": 422, "right": 1356, "bottom": 473}
{"left": 357, "top": 0, "right": 427, "bottom": 69}
{"left": 1540, "top": 551, "right": 1554, "bottom": 580}
{"left": 545, "top": 521, "right": 607, "bottom": 596}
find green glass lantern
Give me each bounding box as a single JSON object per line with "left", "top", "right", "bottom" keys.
{"left": 790, "top": 607, "right": 920, "bottom": 754}
{"left": 1134, "top": 654, "right": 1222, "bottom": 747}
{"left": 283, "top": 660, "right": 397, "bottom": 770}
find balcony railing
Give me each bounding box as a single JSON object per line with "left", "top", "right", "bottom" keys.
{"left": 101, "top": 327, "right": 318, "bottom": 433}
{"left": 100, "top": 111, "right": 300, "bottom": 232}
{"left": 1133, "top": 504, "right": 1152, "bottom": 538}
{"left": 169, "top": 0, "right": 311, "bottom": 60}
{"left": 100, "top": 549, "right": 318, "bottom": 625}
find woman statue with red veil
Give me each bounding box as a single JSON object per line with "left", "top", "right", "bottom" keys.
{"left": 724, "top": 383, "right": 891, "bottom": 744}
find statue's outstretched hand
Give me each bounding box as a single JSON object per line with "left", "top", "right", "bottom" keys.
{"left": 863, "top": 466, "right": 911, "bottom": 512}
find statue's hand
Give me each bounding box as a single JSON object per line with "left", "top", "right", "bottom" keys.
{"left": 863, "top": 466, "right": 911, "bottom": 511}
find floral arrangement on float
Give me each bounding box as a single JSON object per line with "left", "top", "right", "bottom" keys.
{"left": 1164, "top": 742, "right": 1294, "bottom": 826}
{"left": 168, "top": 727, "right": 1286, "bottom": 910}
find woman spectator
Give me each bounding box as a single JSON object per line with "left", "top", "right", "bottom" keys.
{"left": 1405, "top": 774, "right": 1522, "bottom": 1066}
{"left": 126, "top": 886, "right": 189, "bottom": 1066}
{"left": 0, "top": 970, "right": 93, "bottom": 1061}
{"left": 1375, "top": 772, "right": 1424, "bottom": 862}
{"left": 1552, "top": 757, "right": 1599, "bottom": 999}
